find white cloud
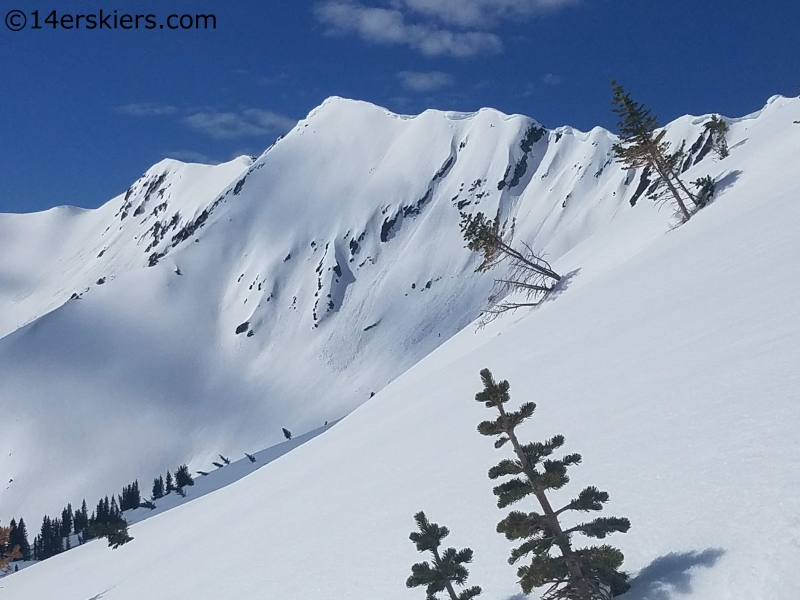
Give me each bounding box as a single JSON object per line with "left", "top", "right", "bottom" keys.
{"left": 116, "top": 103, "right": 178, "bottom": 117}
{"left": 542, "top": 73, "right": 562, "bottom": 86}
{"left": 314, "top": 1, "right": 502, "bottom": 57}
{"left": 394, "top": 0, "right": 578, "bottom": 27}
{"left": 314, "top": 0, "right": 578, "bottom": 56}
{"left": 184, "top": 109, "right": 297, "bottom": 140}
{"left": 398, "top": 71, "right": 455, "bottom": 92}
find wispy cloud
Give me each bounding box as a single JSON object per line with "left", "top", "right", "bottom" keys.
{"left": 116, "top": 103, "right": 178, "bottom": 117}
{"left": 314, "top": 0, "right": 577, "bottom": 56}
{"left": 398, "top": 71, "right": 455, "bottom": 92}
{"left": 395, "top": 0, "right": 579, "bottom": 27}
{"left": 315, "top": 1, "right": 502, "bottom": 57}
{"left": 183, "top": 109, "right": 297, "bottom": 140}
{"left": 542, "top": 73, "right": 562, "bottom": 86}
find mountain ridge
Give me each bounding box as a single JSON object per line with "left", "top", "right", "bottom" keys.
{"left": 1, "top": 94, "right": 797, "bottom": 529}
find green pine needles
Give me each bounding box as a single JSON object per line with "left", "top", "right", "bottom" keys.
{"left": 475, "top": 369, "right": 630, "bottom": 600}
{"left": 611, "top": 80, "right": 698, "bottom": 222}
{"left": 407, "top": 511, "right": 482, "bottom": 600}
{"left": 704, "top": 115, "right": 730, "bottom": 159}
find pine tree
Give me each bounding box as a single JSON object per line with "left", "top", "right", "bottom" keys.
{"left": 89, "top": 520, "right": 133, "bottom": 549}
{"left": 282, "top": 428, "right": 292, "bottom": 440}
{"left": 460, "top": 210, "right": 560, "bottom": 321}
{"left": 121, "top": 481, "right": 141, "bottom": 510}
{"left": 704, "top": 115, "right": 729, "bottom": 159}
{"left": 152, "top": 475, "right": 165, "bottom": 499}
{"left": 165, "top": 471, "right": 175, "bottom": 493}
{"left": 110, "top": 496, "right": 121, "bottom": 520}
{"left": 0, "top": 522, "right": 22, "bottom": 568}
{"left": 611, "top": 80, "right": 697, "bottom": 222}
{"left": 175, "top": 464, "right": 194, "bottom": 488}
{"left": 61, "top": 504, "right": 73, "bottom": 538}
{"left": 475, "top": 369, "right": 630, "bottom": 600}
{"left": 9, "top": 518, "right": 31, "bottom": 561}
{"left": 406, "top": 511, "right": 482, "bottom": 600}
{"left": 74, "top": 500, "right": 89, "bottom": 538}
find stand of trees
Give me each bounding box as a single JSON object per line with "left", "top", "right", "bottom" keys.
{"left": 14, "top": 461, "right": 196, "bottom": 567}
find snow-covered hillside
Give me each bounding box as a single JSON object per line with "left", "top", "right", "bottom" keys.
{"left": 1, "top": 92, "right": 798, "bottom": 579}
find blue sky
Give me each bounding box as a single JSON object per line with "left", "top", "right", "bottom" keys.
{"left": 1, "top": 0, "right": 798, "bottom": 213}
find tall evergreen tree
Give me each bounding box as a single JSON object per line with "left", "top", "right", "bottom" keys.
{"left": 61, "top": 504, "right": 73, "bottom": 538}
{"left": 8, "top": 518, "right": 31, "bottom": 561}
{"left": 611, "top": 80, "right": 697, "bottom": 222}
{"left": 165, "top": 471, "right": 175, "bottom": 493}
{"left": 175, "top": 464, "right": 194, "bottom": 488}
{"left": 110, "top": 496, "right": 121, "bottom": 520}
{"left": 406, "top": 512, "right": 482, "bottom": 600}
{"left": 0, "top": 522, "right": 22, "bottom": 568}
{"left": 704, "top": 115, "right": 730, "bottom": 159}
{"left": 74, "top": 500, "right": 89, "bottom": 539}
{"left": 152, "top": 475, "right": 165, "bottom": 499}
{"left": 475, "top": 369, "right": 630, "bottom": 600}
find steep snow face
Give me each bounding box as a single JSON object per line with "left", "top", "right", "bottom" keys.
{"left": 1, "top": 95, "right": 796, "bottom": 528}
{"left": 0, "top": 157, "right": 252, "bottom": 338}
{"left": 2, "top": 96, "right": 799, "bottom": 600}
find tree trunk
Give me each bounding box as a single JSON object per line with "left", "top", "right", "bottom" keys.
{"left": 650, "top": 152, "right": 692, "bottom": 221}
{"left": 497, "top": 404, "right": 594, "bottom": 600}
{"left": 433, "top": 547, "right": 461, "bottom": 600}
{"left": 497, "top": 239, "right": 561, "bottom": 282}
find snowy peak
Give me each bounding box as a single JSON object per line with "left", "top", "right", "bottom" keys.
{"left": 2, "top": 95, "right": 799, "bottom": 531}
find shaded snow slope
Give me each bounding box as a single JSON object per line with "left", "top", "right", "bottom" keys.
{"left": 3, "top": 94, "right": 799, "bottom": 600}
{"left": 1, "top": 95, "right": 797, "bottom": 531}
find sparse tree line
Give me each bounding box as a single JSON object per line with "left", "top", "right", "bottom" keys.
{"left": 408, "top": 369, "right": 630, "bottom": 600}
{"left": 461, "top": 82, "right": 730, "bottom": 322}
{"left": 1, "top": 427, "right": 296, "bottom": 571}
{"left": 0, "top": 462, "right": 194, "bottom": 570}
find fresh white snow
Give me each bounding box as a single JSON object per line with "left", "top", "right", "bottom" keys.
{"left": 1, "top": 95, "right": 799, "bottom": 599}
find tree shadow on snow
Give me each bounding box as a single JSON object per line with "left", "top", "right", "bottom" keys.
{"left": 714, "top": 170, "right": 742, "bottom": 196}
{"left": 542, "top": 268, "right": 581, "bottom": 304}
{"left": 622, "top": 548, "right": 726, "bottom": 600}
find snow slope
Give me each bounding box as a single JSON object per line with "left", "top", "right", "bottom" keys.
{"left": 1, "top": 92, "right": 798, "bottom": 568}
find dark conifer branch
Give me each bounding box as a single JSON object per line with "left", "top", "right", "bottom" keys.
{"left": 407, "top": 511, "right": 482, "bottom": 600}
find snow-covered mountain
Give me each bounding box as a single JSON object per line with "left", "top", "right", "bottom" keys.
{"left": 1, "top": 96, "right": 798, "bottom": 599}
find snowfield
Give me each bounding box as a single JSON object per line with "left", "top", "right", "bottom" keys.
{"left": 1, "top": 95, "right": 799, "bottom": 599}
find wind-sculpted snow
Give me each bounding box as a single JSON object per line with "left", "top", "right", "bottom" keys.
{"left": 0, "top": 94, "right": 798, "bottom": 538}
